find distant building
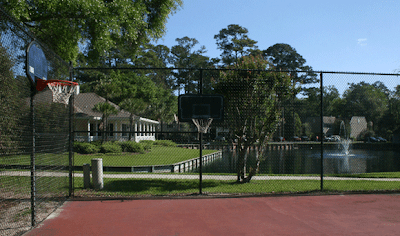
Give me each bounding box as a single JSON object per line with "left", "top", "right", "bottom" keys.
{"left": 305, "top": 116, "right": 368, "bottom": 140}
{"left": 74, "top": 93, "right": 159, "bottom": 142}
{"left": 305, "top": 116, "right": 336, "bottom": 137}
{"left": 392, "top": 128, "right": 400, "bottom": 143}
{"left": 349, "top": 116, "right": 367, "bottom": 140}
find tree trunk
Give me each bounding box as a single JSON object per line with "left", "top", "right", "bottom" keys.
{"left": 129, "top": 115, "right": 133, "bottom": 141}
{"left": 104, "top": 116, "right": 108, "bottom": 142}
{"left": 160, "top": 120, "right": 163, "bottom": 140}
{"left": 236, "top": 144, "right": 262, "bottom": 183}
{"left": 236, "top": 145, "right": 248, "bottom": 183}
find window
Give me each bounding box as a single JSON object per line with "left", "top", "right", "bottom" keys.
{"left": 108, "top": 123, "right": 114, "bottom": 137}
{"left": 97, "top": 124, "right": 102, "bottom": 137}
{"left": 90, "top": 123, "right": 95, "bottom": 136}
{"left": 122, "top": 124, "right": 129, "bottom": 137}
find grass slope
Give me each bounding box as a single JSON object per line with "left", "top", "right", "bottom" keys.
{"left": 0, "top": 146, "right": 218, "bottom": 167}
{"left": 73, "top": 146, "right": 217, "bottom": 166}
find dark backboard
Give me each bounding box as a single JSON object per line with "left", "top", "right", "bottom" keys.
{"left": 178, "top": 94, "right": 224, "bottom": 122}
{"left": 26, "top": 41, "right": 48, "bottom": 83}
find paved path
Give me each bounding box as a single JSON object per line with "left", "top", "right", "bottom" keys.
{"left": 25, "top": 194, "right": 400, "bottom": 236}
{"left": 3, "top": 171, "right": 400, "bottom": 182}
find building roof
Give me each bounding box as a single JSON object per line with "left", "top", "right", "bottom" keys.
{"left": 32, "top": 91, "right": 158, "bottom": 123}
{"left": 305, "top": 116, "right": 336, "bottom": 124}
{"left": 350, "top": 116, "right": 367, "bottom": 124}
{"left": 74, "top": 93, "right": 131, "bottom": 119}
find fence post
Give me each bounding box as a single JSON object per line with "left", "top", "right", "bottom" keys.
{"left": 30, "top": 91, "right": 36, "bottom": 227}
{"left": 83, "top": 164, "right": 91, "bottom": 189}
{"left": 320, "top": 72, "right": 324, "bottom": 190}
{"left": 69, "top": 62, "right": 74, "bottom": 197}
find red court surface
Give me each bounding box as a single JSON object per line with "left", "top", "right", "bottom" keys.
{"left": 26, "top": 194, "right": 400, "bottom": 236}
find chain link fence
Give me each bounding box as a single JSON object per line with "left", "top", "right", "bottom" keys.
{"left": 0, "top": 8, "right": 71, "bottom": 236}
{"left": 1, "top": 5, "right": 400, "bottom": 234}
{"left": 72, "top": 67, "right": 400, "bottom": 198}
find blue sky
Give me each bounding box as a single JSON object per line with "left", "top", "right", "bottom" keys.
{"left": 159, "top": 0, "right": 400, "bottom": 75}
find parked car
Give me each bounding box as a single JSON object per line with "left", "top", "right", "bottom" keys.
{"left": 273, "top": 136, "right": 285, "bottom": 142}
{"left": 367, "top": 137, "right": 379, "bottom": 142}
{"left": 301, "top": 136, "right": 310, "bottom": 141}
{"left": 377, "top": 137, "right": 387, "bottom": 142}
{"left": 324, "top": 136, "right": 333, "bottom": 142}
{"left": 331, "top": 135, "right": 341, "bottom": 142}
{"left": 292, "top": 136, "right": 301, "bottom": 141}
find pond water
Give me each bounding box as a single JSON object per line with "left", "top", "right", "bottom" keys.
{"left": 201, "top": 146, "right": 400, "bottom": 175}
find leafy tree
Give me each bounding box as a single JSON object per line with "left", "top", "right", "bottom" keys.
{"left": 342, "top": 81, "right": 389, "bottom": 128}
{"left": 391, "top": 86, "right": 400, "bottom": 135}
{"left": 214, "top": 55, "right": 292, "bottom": 183}
{"left": 0, "top": 44, "right": 28, "bottom": 154}
{"left": 81, "top": 70, "right": 155, "bottom": 104}
{"left": 119, "top": 98, "right": 148, "bottom": 141}
{"left": 2, "top": 0, "right": 183, "bottom": 62}
{"left": 257, "top": 43, "right": 317, "bottom": 139}
{"left": 147, "top": 89, "right": 177, "bottom": 139}
{"left": 92, "top": 102, "right": 118, "bottom": 142}
{"left": 323, "top": 86, "right": 341, "bottom": 116}
{"left": 34, "top": 102, "right": 69, "bottom": 134}
{"left": 377, "top": 85, "right": 400, "bottom": 138}
{"left": 263, "top": 43, "right": 317, "bottom": 85}
{"left": 170, "top": 36, "right": 210, "bottom": 94}
{"left": 94, "top": 76, "right": 122, "bottom": 101}
{"left": 214, "top": 24, "right": 257, "bottom": 65}
{"left": 299, "top": 85, "right": 341, "bottom": 118}
{"left": 133, "top": 43, "right": 176, "bottom": 90}
{"left": 79, "top": 68, "right": 177, "bottom": 124}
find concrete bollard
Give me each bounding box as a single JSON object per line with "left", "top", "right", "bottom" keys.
{"left": 83, "top": 163, "right": 91, "bottom": 189}
{"left": 91, "top": 158, "right": 103, "bottom": 190}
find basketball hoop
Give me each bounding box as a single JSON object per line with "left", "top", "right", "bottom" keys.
{"left": 192, "top": 118, "right": 213, "bottom": 134}
{"left": 36, "top": 79, "right": 79, "bottom": 105}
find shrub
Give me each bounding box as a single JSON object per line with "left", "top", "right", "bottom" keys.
{"left": 120, "top": 141, "right": 145, "bottom": 153}
{"left": 153, "top": 140, "right": 177, "bottom": 147}
{"left": 74, "top": 142, "right": 99, "bottom": 154}
{"left": 100, "top": 142, "right": 122, "bottom": 154}
{"left": 359, "top": 130, "right": 375, "bottom": 141}
{"left": 139, "top": 140, "right": 154, "bottom": 151}
{"left": 90, "top": 140, "right": 103, "bottom": 147}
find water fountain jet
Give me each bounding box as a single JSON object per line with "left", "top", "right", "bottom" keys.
{"left": 339, "top": 121, "right": 352, "bottom": 156}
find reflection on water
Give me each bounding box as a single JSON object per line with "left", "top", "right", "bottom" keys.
{"left": 201, "top": 147, "right": 400, "bottom": 175}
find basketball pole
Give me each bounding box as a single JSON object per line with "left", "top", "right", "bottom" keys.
{"left": 30, "top": 89, "right": 36, "bottom": 227}
{"left": 199, "top": 132, "right": 203, "bottom": 194}
{"left": 199, "top": 69, "right": 203, "bottom": 195}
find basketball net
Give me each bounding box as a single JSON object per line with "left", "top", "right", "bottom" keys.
{"left": 37, "top": 79, "right": 79, "bottom": 105}
{"left": 192, "top": 118, "right": 213, "bottom": 133}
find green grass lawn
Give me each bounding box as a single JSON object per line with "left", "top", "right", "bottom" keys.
{"left": 2, "top": 174, "right": 399, "bottom": 198}
{"left": 0, "top": 146, "right": 218, "bottom": 167}
{"left": 0, "top": 176, "right": 69, "bottom": 196}
{"left": 0, "top": 153, "right": 69, "bottom": 166}
{"left": 73, "top": 177, "right": 400, "bottom": 197}
{"left": 329, "top": 172, "right": 400, "bottom": 178}
{"left": 74, "top": 146, "right": 217, "bottom": 166}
